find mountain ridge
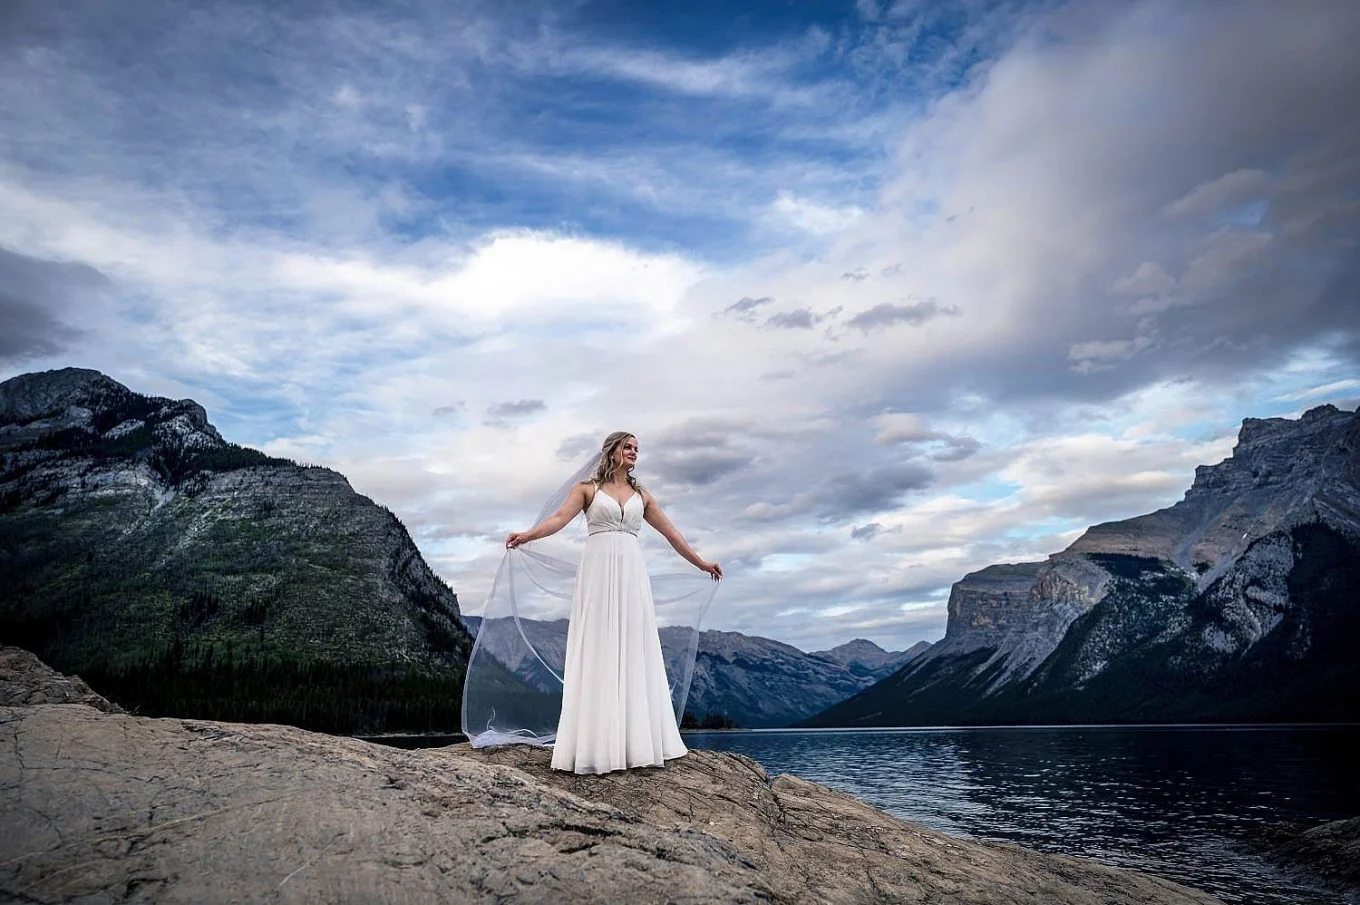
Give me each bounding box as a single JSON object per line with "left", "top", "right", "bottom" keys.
{"left": 805, "top": 404, "right": 1360, "bottom": 727}
{"left": 808, "top": 637, "right": 932, "bottom": 679}
{"left": 0, "top": 367, "right": 473, "bottom": 734}
{"left": 462, "top": 614, "right": 929, "bottom": 727}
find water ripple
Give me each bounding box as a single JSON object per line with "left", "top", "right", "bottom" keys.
{"left": 686, "top": 726, "right": 1360, "bottom": 905}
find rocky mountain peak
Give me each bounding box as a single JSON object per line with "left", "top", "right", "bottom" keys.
{"left": 1071, "top": 405, "right": 1358, "bottom": 572}
{"left": 1230, "top": 403, "right": 1353, "bottom": 463}
{"left": 809, "top": 637, "right": 932, "bottom": 681}
{"left": 809, "top": 403, "right": 1360, "bottom": 729}
{"left": 0, "top": 367, "right": 132, "bottom": 425}
{"left": 875, "top": 404, "right": 1360, "bottom": 704}
{"left": 0, "top": 367, "right": 224, "bottom": 457}
{"left": 1, "top": 368, "right": 469, "bottom": 735}
{"left": 815, "top": 639, "right": 886, "bottom": 658}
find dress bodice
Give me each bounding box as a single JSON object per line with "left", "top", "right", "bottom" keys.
{"left": 586, "top": 484, "right": 643, "bottom": 536}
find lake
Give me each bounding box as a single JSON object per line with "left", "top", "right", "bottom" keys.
{"left": 682, "top": 725, "right": 1360, "bottom": 905}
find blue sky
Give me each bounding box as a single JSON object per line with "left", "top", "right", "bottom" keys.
{"left": 2, "top": 0, "right": 1358, "bottom": 651}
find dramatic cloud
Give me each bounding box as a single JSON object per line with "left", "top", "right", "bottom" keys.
{"left": 0, "top": 248, "right": 106, "bottom": 365}
{"left": 1, "top": 0, "right": 1356, "bottom": 650}
{"left": 486, "top": 399, "right": 548, "bottom": 424}
{"left": 765, "top": 309, "right": 817, "bottom": 330}
{"left": 433, "top": 402, "right": 466, "bottom": 418}
{"left": 721, "top": 296, "right": 775, "bottom": 322}
{"left": 764, "top": 307, "right": 840, "bottom": 330}
{"left": 650, "top": 449, "right": 754, "bottom": 487}
{"left": 850, "top": 522, "right": 882, "bottom": 542}
{"left": 0, "top": 294, "right": 77, "bottom": 363}
{"left": 846, "top": 300, "right": 959, "bottom": 332}
{"left": 822, "top": 461, "right": 936, "bottom": 519}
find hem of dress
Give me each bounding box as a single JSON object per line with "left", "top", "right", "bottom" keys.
{"left": 552, "top": 749, "right": 689, "bottom": 776}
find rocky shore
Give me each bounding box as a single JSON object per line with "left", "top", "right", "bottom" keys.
{"left": 1254, "top": 817, "right": 1360, "bottom": 900}
{"left": 0, "top": 647, "right": 1221, "bottom": 904}
{"left": 1277, "top": 818, "right": 1360, "bottom": 889}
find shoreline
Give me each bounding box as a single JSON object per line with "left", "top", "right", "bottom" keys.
{"left": 3, "top": 645, "right": 1224, "bottom": 904}
{"left": 351, "top": 720, "right": 1360, "bottom": 743}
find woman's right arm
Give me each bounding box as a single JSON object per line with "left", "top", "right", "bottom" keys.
{"left": 505, "top": 484, "right": 590, "bottom": 548}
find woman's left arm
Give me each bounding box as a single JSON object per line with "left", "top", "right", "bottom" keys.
{"left": 642, "top": 490, "right": 722, "bottom": 580}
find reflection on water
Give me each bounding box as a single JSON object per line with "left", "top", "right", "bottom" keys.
{"left": 684, "top": 725, "right": 1360, "bottom": 905}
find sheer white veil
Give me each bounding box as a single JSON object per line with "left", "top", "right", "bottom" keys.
{"left": 460, "top": 452, "right": 719, "bottom": 748}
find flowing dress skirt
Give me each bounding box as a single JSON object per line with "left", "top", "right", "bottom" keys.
{"left": 550, "top": 530, "right": 688, "bottom": 773}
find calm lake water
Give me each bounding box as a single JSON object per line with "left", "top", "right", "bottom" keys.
{"left": 682, "top": 725, "right": 1360, "bottom": 905}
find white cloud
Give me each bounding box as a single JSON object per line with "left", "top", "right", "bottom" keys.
{"left": 768, "top": 192, "right": 865, "bottom": 235}
{"left": 1163, "top": 168, "right": 1272, "bottom": 219}
{"left": 1, "top": 0, "right": 1357, "bottom": 655}
{"left": 1113, "top": 261, "right": 1176, "bottom": 297}
{"left": 1181, "top": 226, "right": 1274, "bottom": 291}
{"left": 873, "top": 413, "right": 933, "bottom": 444}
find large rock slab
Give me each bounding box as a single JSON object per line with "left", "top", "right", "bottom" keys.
{"left": 1259, "top": 817, "right": 1360, "bottom": 894}
{"left": 475, "top": 744, "right": 1219, "bottom": 905}
{"left": 1, "top": 704, "right": 772, "bottom": 904}
{"left": 0, "top": 648, "right": 1220, "bottom": 904}
{"left": 0, "top": 646, "right": 123, "bottom": 712}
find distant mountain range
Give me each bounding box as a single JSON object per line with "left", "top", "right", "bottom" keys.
{"left": 680, "top": 630, "right": 928, "bottom": 728}
{"left": 0, "top": 366, "right": 925, "bottom": 736}
{"left": 809, "top": 638, "right": 931, "bottom": 679}
{"left": 462, "top": 614, "right": 928, "bottom": 728}
{"left": 0, "top": 368, "right": 472, "bottom": 734}
{"left": 805, "top": 404, "right": 1360, "bottom": 727}
{"left": 17, "top": 369, "right": 1343, "bottom": 735}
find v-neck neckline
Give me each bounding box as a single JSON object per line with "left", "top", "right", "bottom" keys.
{"left": 596, "top": 485, "right": 637, "bottom": 517}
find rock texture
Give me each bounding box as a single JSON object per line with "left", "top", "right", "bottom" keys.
{"left": 0, "top": 648, "right": 1221, "bottom": 905}
{"left": 0, "top": 368, "right": 471, "bottom": 734}
{"left": 1262, "top": 818, "right": 1360, "bottom": 894}
{"left": 807, "top": 406, "right": 1360, "bottom": 727}
{"left": 0, "top": 645, "right": 123, "bottom": 712}
{"left": 1068, "top": 405, "right": 1360, "bottom": 579}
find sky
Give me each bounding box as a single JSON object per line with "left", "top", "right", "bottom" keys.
{"left": 2, "top": 0, "right": 1358, "bottom": 653}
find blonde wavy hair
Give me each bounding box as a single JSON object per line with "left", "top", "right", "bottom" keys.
{"left": 583, "top": 430, "right": 643, "bottom": 491}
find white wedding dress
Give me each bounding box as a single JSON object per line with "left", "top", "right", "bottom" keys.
{"left": 550, "top": 486, "right": 688, "bottom": 774}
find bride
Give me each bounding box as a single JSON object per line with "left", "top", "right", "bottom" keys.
{"left": 505, "top": 431, "right": 722, "bottom": 774}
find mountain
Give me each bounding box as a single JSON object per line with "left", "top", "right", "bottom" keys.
{"left": 460, "top": 615, "right": 569, "bottom": 694}
{"left": 677, "top": 628, "right": 885, "bottom": 728}
{"left": 462, "top": 615, "right": 923, "bottom": 728}
{"left": 0, "top": 368, "right": 472, "bottom": 734}
{"left": 806, "top": 404, "right": 1360, "bottom": 727}
{"left": 809, "top": 638, "right": 931, "bottom": 681}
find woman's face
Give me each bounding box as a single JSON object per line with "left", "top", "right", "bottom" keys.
{"left": 614, "top": 436, "right": 639, "bottom": 470}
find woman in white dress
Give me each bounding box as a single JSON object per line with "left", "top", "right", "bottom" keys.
{"left": 505, "top": 431, "right": 722, "bottom": 774}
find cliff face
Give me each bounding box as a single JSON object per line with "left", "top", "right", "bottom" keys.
{"left": 0, "top": 368, "right": 472, "bottom": 734}
{"left": 1068, "top": 404, "right": 1360, "bottom": 578}
{"left": 806, "top": 405, "right": 1360, "bottom": 727}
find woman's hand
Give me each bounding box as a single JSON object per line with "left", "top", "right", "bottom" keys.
{"left": 700, "top": 560, "right": 723, "bottom": 581}
{"left": 505, "top": 531, "right": 531, "bottom": 549}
